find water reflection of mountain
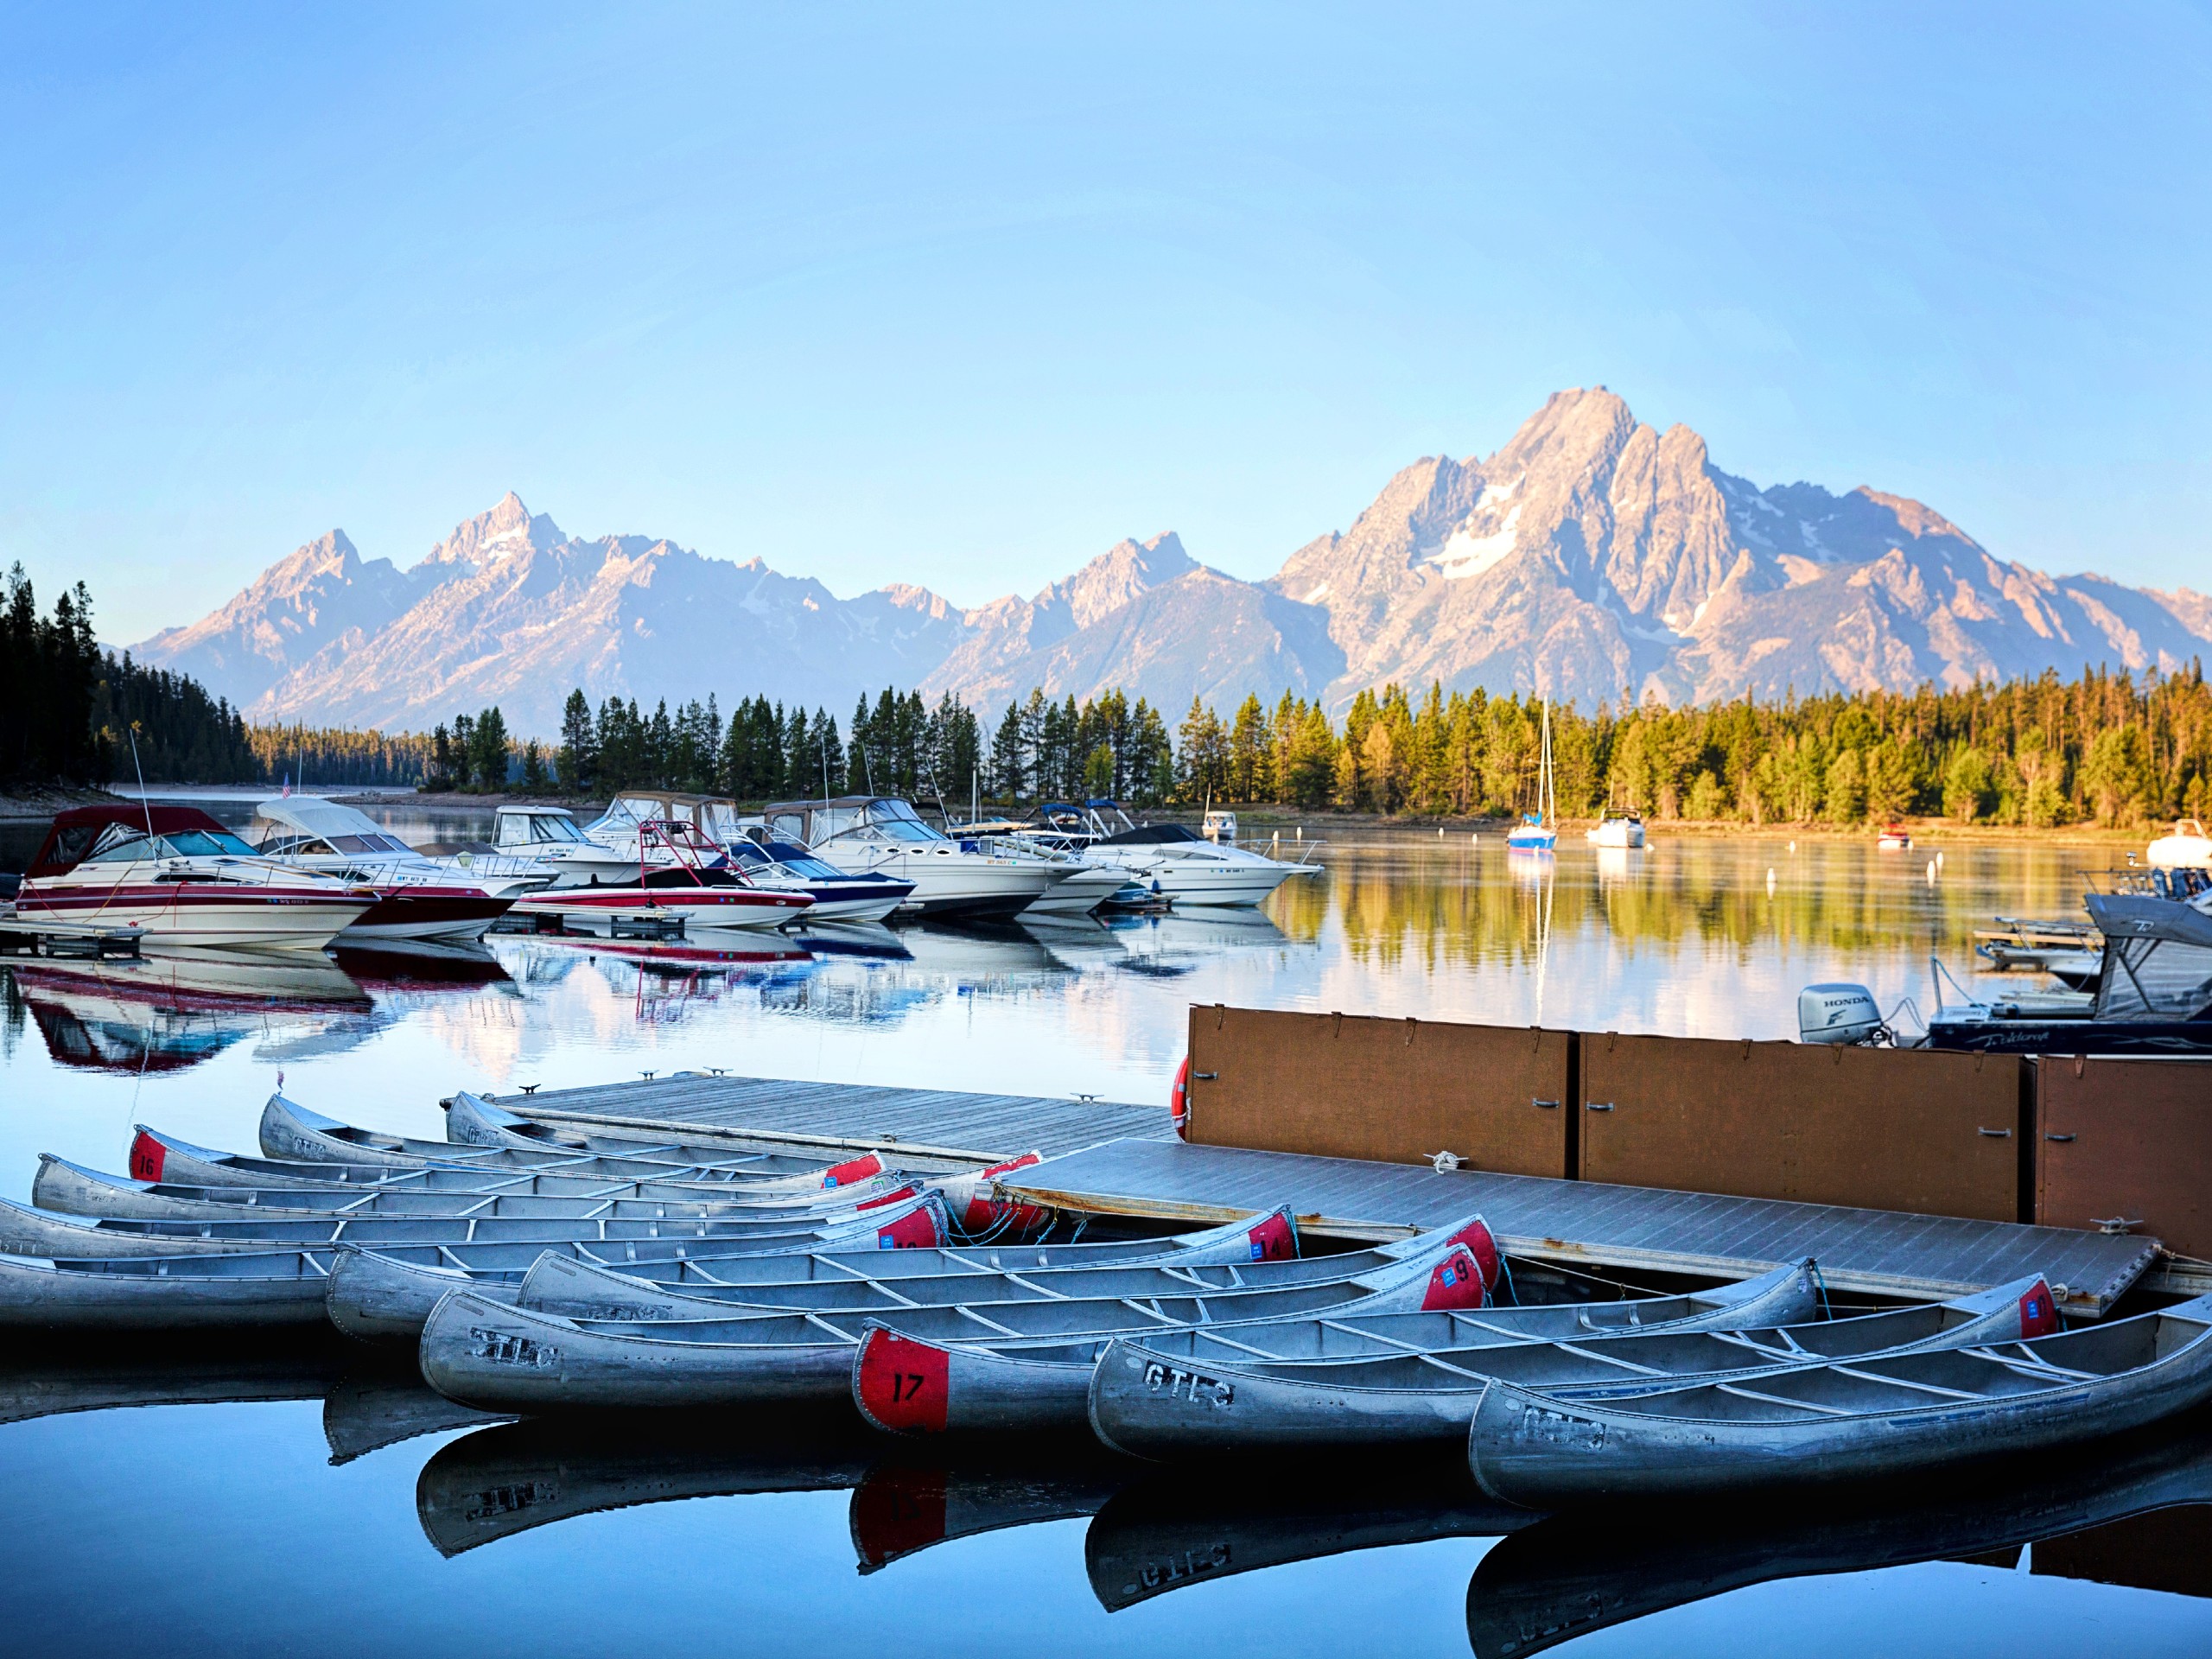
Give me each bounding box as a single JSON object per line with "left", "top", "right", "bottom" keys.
{"left": 1465, "top": 1415, "right": 2212, "bottom": 1658}
{"left": 3, "top": 949, "right": 374, "bottom": 1074}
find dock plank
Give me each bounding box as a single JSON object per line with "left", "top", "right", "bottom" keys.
{"left": 999, "top": 1138, "right": 2160, "bottom": 1317}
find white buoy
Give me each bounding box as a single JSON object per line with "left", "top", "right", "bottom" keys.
{"left": 1439, "top": 826, "right": 1445, "bottom": 837}
{"left": 1926, "top": 860, "right": 1937, "bottom": 882}
{"left": 1936, "top": 850, "right": 1945, "bottom": 870}
{"left": 1471, "top": 832, "right": 1478, "bottom": 845}
{"left": 1789, "top": 840, "right": 1796, "bottom": 853}
{"left": 1766, "top": 868, "right": 1777, "bottom": 894}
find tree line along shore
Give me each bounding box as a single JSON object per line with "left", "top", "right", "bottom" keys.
{"left": 4, "top": 566, "right": 2209, "bottom": 831}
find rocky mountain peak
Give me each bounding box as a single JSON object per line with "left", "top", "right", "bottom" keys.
{"left": 416, "top": 492, "right": 566, "bottom": 575}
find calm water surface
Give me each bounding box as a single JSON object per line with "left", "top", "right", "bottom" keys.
{"left": 2, "top": 805, "right": 2206, "bottom": 1656}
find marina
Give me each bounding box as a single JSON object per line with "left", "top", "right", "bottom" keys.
{"left": 3, "top": 816, "right": 2209, "bottom": 1655}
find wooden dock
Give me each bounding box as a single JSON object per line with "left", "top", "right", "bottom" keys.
{"left": 998, "top": 1137, "right": 2161, "bottom": 1318}
{"left": 0, "top": 913, "right": 143, "bottom": 960}
{"left": 483, "top": 1070, "right": 1172, "bottom": 1170}
{"left": 490, "top": 1072, "right": 2162, "bottom": 1316}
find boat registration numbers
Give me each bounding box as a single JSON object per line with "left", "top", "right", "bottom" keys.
{"left": 470, "top": 1326, "right": 561, "bottom": 1369}
{"left": 1142, "top": 1360, "right": 1234, "bottom": 1409}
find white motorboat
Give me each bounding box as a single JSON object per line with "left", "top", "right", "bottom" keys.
{"left": 586, "top": 791, "right": 913, "bottom": 922}
{"left": 509, "top": 820, "right": 813, "bottom": 933}
{"left": 953, "top": 818, "right": 1151, "bottom": 915}
{"left": 250, "top": 797, "right": 520, "bottom": 941}
{"left": 1585, "top": 811, "right": 1645, "bottom": 849}
{"left": 13, "top": 806, "right": 377, "bottom": 950}
{"left": 1077, "top": 803, "right": 1316, "bottom": 908}
{"left": 2149, "top": 818, "right": 2212, "bottom": 870}
{"left": 484, "top": 806, "right": 641, "bottom": 888}
{"left": 753, "top": 797, "right": 1067, "bottom": 920}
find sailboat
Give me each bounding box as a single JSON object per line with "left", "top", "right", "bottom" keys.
{"left": 1506, "top": 700, "right": 1560, "bottom": 854}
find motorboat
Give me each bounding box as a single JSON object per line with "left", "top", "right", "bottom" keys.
{"left": 751, "top": 797, "right": 1067, "bottom": 920}
{"left": 2148, "top": 818, "right": 2212, "bottom": 870}
{"left": 11, "top": 805, "right": 378, "bottom": 950}
{"left": 482, "top": 806, "right": 640, "bottom": 888}
{"left": 955, "top": 817, "right": 1153, "bottom": 914}
{"left": 508, "top": 820, "right": 812, "bottom": 934}
{"left": 1201, "top": 810, "right": 1238, "bottom": 843}
{"left": 1809, "top": 885, "right": 2212, "bottom": 1055}
{"left": 1877, "top": 822, "right": 1913, "bottom": 851}
{"left": 586, "top": 791, "right": 913, "bottom": 922}
{"left": 1065, "top": 802, "right": 1315, "bottom": 908}
{"left": 1506, "top": 701, "right": 1560, "bottom": 854}
{"left": 250, "top": 796, "right": 520, "bottom": 940}
{"left": 1585, "top": 812, "right": 1645, "bottom": 849}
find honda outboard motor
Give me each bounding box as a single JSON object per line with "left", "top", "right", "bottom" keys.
{"left": 1798, "top": 983, "right": 1885, "bottom": 1045}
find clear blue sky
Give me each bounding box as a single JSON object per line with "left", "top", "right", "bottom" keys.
{"left": 3, "top": 3, "right": 2208, "bottom": 644}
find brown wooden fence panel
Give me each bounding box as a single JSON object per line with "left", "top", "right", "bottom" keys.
{"left": 2037, "top": 1057, "right": 2212, "bottom": 1260}
{"left": 1185, "top": 1006, "right": 1573, "bottom": 1178}
{"left": 1579, "top": 1033, "right": 2029, "bottom": 1221}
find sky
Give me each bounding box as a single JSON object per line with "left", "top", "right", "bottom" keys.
{"left": 2, "top": 3, "right": 2208, "bottom": 645}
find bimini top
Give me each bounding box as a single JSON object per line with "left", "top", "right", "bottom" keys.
{"left": 2083, "top": 891, "right": 2212, "bottom": 1022}
{"left": 253, "top": 797, "right": 416, "bottom": 856}
{"left": 28, "top": 804, "right": 233, "bottom": 878}
{"left": 754, "top": 797, "right": 939, "bottom": 847}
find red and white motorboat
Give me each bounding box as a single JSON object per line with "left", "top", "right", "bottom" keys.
{"left": 13, "top": 806, "right": 378, "bottom": 950}
{"left": 508, "top": 821, "right": 814, "bottom": 933}
{"left": 251, "top": 797, "right": 519, "bottom": 942}
{"left": 1877, "top": 823, "right": 1914, "bottom": 851}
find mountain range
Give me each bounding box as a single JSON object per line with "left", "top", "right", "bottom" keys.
{"left": 137, "top": 388, "right": 2212, "bottom": 736}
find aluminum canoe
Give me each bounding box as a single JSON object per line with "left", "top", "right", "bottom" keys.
{"left": 1, "top": 1188, "right": 950, "bottom": 1257}
{"left": 1087, "top": 1274, "right": 2057, "bottom": 1455}
{"left": 31, "top": 1154, "right": 918, "bottom": 1223}
{"left": 513, "top": 1210, "right": 1464, "bottom": 1323}
{"left": 0, "top": 1248, "right": 340, "bottom": 1329}
{"left": 1465, "top": 1292, "right": 2212, "bottom": 1505}
{"left": 855, "top": 1260, "right": 1818, "bottom": 1439}
{"left": 133, "top": 1121, "right": 887, "bottom": 1195}
{"left": 325, "top": 1205, "right": 1283, "bottom": 1340}
{"left": 111, "top": 1133, "right": 917, "bottom": 1205}
{"left": 418, "top": 1231, "right": 1501, "bottom": 1413}
{"left": 261, "top": 1092, "right": 857, "bottom": 1180}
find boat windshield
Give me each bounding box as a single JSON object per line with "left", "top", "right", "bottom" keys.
{"left": 81, "top": 828, "right": 260, "bottom": 863}
{"left": 499, "top": 813, "right": 591, "bottom": 846}
{"left": 743, "top": 841, "right": 851, "bottom": 879}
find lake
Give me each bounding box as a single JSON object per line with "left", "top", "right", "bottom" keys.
{"left": 2, "top": 804, "right": 2207, "bottom": 1657}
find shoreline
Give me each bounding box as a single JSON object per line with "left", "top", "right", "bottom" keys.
{"left": 0, "top": 785, "right": 2164, "bottom": 853}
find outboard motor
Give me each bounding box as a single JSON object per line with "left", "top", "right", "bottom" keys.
{"left": 1798, "top": 983, "right": 1885, "bottom": 1045}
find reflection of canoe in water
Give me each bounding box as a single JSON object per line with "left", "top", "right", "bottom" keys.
{"left": 849, "top": 1452, "right": 1134, "bottom": 1574}
{"left": 0, "top": 1334, "right": 501, "bottom": 1464}
{"left": 415, "top": 1414, "right": 878, "bottom": 1556}
{"left": 1465, "top": 1415, "right": 2212, "bottom": 1658}
{"left": 0, "top": 1332, "right": 345, "bottom": 1425}
{"left": 1087, "top": 1458, "right": 1528, "bottom": 1612}
{"left": 1467, "top": 1294, "right": 2212, "bottom": 1506}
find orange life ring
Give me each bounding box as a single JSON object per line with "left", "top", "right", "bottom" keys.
{"left": 1170, "top": 1056, "right": 1190, "bottom": 1140}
